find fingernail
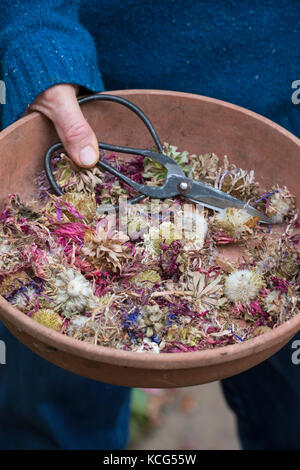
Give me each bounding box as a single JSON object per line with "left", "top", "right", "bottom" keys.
{"left": 79, "top": 146, "right": 98, "bottom": 166}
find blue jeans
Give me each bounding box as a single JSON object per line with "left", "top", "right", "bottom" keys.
{"left": 221, "top": 331, "right": 300, "bottom": 450}
{"left": 0, "top": 324, "right": 131, "bottom": 450}
{"left": 1, "top": 322, "right": 299, "bottom": 450}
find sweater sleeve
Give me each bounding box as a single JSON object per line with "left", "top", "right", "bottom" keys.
{"left": 0, "top": 0, "right": 105, "bottom": 128}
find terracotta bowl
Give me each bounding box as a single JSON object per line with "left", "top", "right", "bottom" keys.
{"left": 0, "top": 90, "right": 299, "bottom": 388}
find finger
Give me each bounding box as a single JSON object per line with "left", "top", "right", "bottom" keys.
{"left": 30, "top": 85, "right": 99, "bottom": 168}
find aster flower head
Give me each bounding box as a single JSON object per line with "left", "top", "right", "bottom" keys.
{"left": 224, "top": 270, "right": 264, "bottom": 303}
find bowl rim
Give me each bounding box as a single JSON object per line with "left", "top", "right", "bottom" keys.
{"left": 0, "top": 88, "right": 299, "bottom": 371}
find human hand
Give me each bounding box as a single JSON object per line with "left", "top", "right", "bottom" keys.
{"left": 29, "top": 84, "right": 99, "bottom": 167}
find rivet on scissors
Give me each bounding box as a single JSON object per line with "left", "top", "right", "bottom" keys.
{"left": 178, "top": 181, "right": 191, "bottom": 193}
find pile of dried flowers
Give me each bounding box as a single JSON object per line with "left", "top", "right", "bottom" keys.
{"left": 0, "top": 144, "right": 299, "bottom": 353}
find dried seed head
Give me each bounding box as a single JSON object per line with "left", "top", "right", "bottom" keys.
{"left": 224, "top": 270, "right": 264, "bottom": 303}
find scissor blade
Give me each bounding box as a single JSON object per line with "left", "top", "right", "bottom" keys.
{"left": 184, "top": 179, "right": 273, "bottom": 224}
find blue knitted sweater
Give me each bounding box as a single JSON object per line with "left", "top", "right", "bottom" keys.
{"left": 0, "top": 0, "right": 299, "bottom": 450}
{"left": 0, "top": 0, "right": 299, "bottom": 136}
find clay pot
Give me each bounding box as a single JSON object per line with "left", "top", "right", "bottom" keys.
{"left": 0, "top": 90, "right": 299, "bottom": 388}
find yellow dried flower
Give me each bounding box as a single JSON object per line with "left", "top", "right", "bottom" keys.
{"left": 31, "top": 309, "right": 63, "bottom": 332}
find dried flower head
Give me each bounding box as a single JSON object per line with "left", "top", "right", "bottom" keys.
{"left": 166, "top": 323, "right": 203, "bottom": 347}
{"left": 180, "top": 211, "right": 208, "bottom": 251}
{"left": 266, "top": 188, "right": 293, "bottom": 223}
{"left": 82, "top": 223, "right": 131, "bottom": 272}
{"left": 127, "top": 204, "right": 149, "bottom": 240}
{"left": 65, "top": 314, "right": 89, "bottom": 336}
{"left": 10, "top": 286, "right": 39, "bottom": 312}
{"left": 143, "top": 221, "right": 181, "bottom": 257}
{"left": 187, "top": 271, "right": 227, "bottom": 312}
{"left": 54, "top": 153, "right": 104, "bottom": 193}
{"left": 138, "top": 304, "right": 168, "bottom": 338}
{"left": 46, "top": 267, "right": 97, "bottom": 317}
{"left": 224, "top": 270, "right": 264, "bottom": 303}
{"left": 31, "top": 309, "right": 63, "bottom": 332}
{"left": 62, "top": 192, "right": 97, "bottom": 223}
{"left": 131, "top": 270, "right": 161, "bottom": 289}
{"left": 0, "top": 234, "right": 22, "bottom": 273}
{"left": 214, "top": 156, "right": 259, "bottom": 201}
{"left": 190, "top": 152, "right": 219, "bottom": 182}
{"left": 135, "top": 337, "right": 161, "bottom": 353}
{"left": 214, "top": 207, "right": 258, "bottom": 238}
{"left": 252, "top": 325, "right": 272, "bottom": 337}
{"left": 0, "top": 271, "right": 31, "bottom": 296}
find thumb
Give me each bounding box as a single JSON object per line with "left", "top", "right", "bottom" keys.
{"left": 30, "top": 84, "right": 99, "bottom": 168}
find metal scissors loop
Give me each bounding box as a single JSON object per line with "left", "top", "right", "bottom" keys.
{"left": 44, "top": 93, "right": 273, "bottom": 224}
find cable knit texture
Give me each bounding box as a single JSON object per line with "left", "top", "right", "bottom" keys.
{"left": 0, "top": 0, "right": 299, "bottom": 136}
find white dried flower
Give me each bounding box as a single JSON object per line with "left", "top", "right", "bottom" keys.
{"left": 49, "top": 267, "right": 97, "bottom": 317}
{"left": 224, "top": 270, "right": 264, "bottom": 303}
{"left": 267, "top": 192, "right": 291, "bottom": 223}
{"left": 214, "top": 207, "right": 257, "bottom": 238}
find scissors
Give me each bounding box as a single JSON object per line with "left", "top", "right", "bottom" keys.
{"left": 45, "top": 93, "right": 272, "bottom": 224}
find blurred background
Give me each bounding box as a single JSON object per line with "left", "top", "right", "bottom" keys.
{"left": 129, "top": 381, "right": 240, "bottom": 450}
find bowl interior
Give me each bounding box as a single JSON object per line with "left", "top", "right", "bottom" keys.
{"left": 0, "top": 89, "right": 299, "bottom": 386}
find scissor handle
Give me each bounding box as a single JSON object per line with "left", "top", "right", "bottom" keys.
{"left": 45, "top": 93, "right": 165, "bottom": 197}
